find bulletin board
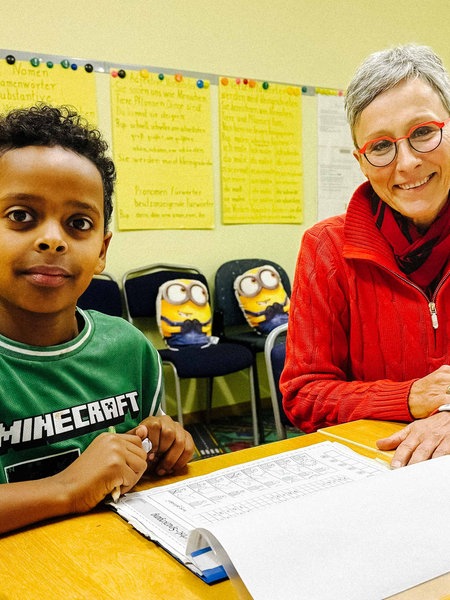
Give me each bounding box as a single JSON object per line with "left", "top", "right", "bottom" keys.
{"left": 219, "top": 77, "right": 303, "bottom": 224}
{"left": 0, "top": 57, "right": 97, "bottom": 123}
{"left": 0, "top": 49, "right": 350, "bottom": 231}
{"left": 110, "top": 69, "right": 214, "bottom": 230}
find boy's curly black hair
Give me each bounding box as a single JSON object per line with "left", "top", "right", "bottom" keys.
{"left": 0, "top": 104, "right": 116, "bottom": 231}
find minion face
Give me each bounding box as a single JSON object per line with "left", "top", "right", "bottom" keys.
{"left": 234, "top": 265, "right": 289, "bottom": 333}
{"left": 157, "top": 279, "right": 212, "bottom": 346}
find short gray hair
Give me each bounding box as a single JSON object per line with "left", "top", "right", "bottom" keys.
{"left": 345, "top": 44, "right": 450, "bottom": 146}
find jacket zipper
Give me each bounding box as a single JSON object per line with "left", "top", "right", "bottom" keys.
{"left": 429, "top": 302, "right": 438, "bottom": 329}
{"left": 373, "top": 265, "right": 450, "bottom": 331}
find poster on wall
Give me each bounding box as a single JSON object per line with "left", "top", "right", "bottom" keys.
{"left": 317, "top": 94, "right": 365, "bottom": 220}
{"left": 110, "top": 69, "right": 214, "bottom": 230}
{"left": 219, "top": 77, "right": 303, "bottom": 224}
{"left": 0, "top": 57, "right": 98, "bottom": 124}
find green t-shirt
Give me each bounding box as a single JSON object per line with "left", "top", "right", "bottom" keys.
{"left": 0, "top": 309, "right": 163, "bottom": 483}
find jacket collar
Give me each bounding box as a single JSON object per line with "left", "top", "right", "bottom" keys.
{"left": 343, "top": 181, "right": 400, "bottom": 272}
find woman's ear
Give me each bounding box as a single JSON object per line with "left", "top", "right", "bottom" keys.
{"left": 353, "top": 149, "right": 369, "bottom": 179}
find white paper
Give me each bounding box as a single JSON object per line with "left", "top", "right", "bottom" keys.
{"left": 317, "top": 94, "right": 365, "bottom": 220}
{"left": 112, "top": 441, "right": 385, "bottom": 575}
{"left": 190, "top": 456, "right": 450, "bottom": 599}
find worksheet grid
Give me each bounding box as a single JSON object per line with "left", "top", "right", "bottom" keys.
{"left": 199, "top": 473, "right": 352, "bottom": 523}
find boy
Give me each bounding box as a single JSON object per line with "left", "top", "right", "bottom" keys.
{"left": 0, "top": 104, "right": 193, "bottom": 534}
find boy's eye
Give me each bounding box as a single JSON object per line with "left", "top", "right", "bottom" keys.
{"left": 7, "top": 209, "right": 33, "bottom": 223}
{"left": 70, "top": 217, "right": 93, "bottom": 231}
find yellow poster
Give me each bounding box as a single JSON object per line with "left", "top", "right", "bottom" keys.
{"left": 0, "top": 59, "right": 97, "bottom": 123}
{"left": 110, "top": 70, "right": 214, "bottom": 230}
{"left": 219, "top": 78, "right": 303, "bottom": 224}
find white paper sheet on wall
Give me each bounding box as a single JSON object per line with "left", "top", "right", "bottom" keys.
{"left": 317, "top": 94, "right": 366, "bottom": 221}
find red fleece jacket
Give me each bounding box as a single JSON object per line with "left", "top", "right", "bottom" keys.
{"left": 281, "top": 181, "right": 450, "bottom": 432}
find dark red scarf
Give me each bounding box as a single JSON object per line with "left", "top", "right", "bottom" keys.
{"left": 371, "top": 193, "right": 450, "bottom": 296}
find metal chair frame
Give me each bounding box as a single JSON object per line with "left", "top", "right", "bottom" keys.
{"left": 264, "top": 322, "right": 288, "bottom": 440}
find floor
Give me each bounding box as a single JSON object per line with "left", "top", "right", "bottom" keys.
{"left": 185, "top": 408, "right": 303, "bottom": 460}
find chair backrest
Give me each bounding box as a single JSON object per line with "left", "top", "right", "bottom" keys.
{"left": 122, "top": 263, "right": 208, "bottom": 321}
{"left": 214, "top": 258, "right": 292, "bottom": 330}
{"left": 77, "top": 272, "right": 123, "bottom": 317}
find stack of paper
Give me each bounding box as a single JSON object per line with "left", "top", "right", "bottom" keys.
{"left": 111, "top": 441, "right": 450, "bottom": 598}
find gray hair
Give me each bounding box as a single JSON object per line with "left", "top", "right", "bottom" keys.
{"left": 345, "top": 44, "right": 450, "bottom": 146}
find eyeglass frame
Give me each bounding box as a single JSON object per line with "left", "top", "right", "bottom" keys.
{"left": 357, "top": 117, "right": 450, "bottom": 167}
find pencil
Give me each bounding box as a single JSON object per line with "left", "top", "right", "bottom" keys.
{"left": 108, "top": 426, "right": 121, "bottom": 503}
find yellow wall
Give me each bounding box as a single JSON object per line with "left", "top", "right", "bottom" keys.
{"left": 1, "top": 0, "right": 449, "bottom": 414}
{"left": 2, "top": 0, "right": 449, "bottom": 286}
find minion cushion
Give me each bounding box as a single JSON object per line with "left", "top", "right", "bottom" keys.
{"left": 156, "top": 279, "right": 213, "bottom": 348}
{"left": 234, "top": 265, "right": 290, "bottom": 334}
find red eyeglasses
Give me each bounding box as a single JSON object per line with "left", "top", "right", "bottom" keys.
{"left": 358, "top": 118, "right": 450, "bottom": 167}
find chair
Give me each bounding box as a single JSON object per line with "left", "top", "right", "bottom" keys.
{"left": 264, "top": 323, "right": 290, "bottom": 440}
{"left": 77, "top": 272, "right": 123, "bottom": 317}
{"left": 214, "top": 258, "right": 292, "bottom": 440}
{"left": 214, "top": 259, "right": 291, "bottom": 346}
{"left": 122, "top": 263, "right": 259, "bottom": 445}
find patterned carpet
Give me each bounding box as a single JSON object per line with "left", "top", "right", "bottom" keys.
{"left": 185, "top": 409, "right": 303, "bottom": 460}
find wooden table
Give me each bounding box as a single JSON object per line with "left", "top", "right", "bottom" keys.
{"left": 1, "top": 420, "right": 449, "bottom": 600}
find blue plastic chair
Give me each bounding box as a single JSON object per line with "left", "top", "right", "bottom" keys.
{"left": 122, "top": 263, "right": 259, "bottom": 445}
{"left": 77, "top": 272, "right": 123, "bottom": 317}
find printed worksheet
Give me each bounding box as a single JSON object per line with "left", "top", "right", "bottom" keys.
{"left": 111, "top": 441, "right": 386, "bottom": 576}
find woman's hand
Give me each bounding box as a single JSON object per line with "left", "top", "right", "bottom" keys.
{"left": 407, "top": 364, "right": 450, "bottom": 418}
{"left": 52, "top": 431, "right": 148, "bottom": 513}
{"left": 377, "top": 411, "right": 450, "bottom": 467}
{"left": 130, "top": 416, "right": 194, "bottom": 476}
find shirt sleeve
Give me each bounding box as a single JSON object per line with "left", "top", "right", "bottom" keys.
{"left": 141, "top": 338, "right": 165, "bottom": 417}
{"left": 280, "top": 222, "right": 413, "bottom": 433}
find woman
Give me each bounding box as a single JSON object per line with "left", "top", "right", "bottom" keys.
{"left": 281, "top": 44, "right": 450, "bottom": 468}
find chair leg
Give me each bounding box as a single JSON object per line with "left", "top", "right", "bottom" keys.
{"left": 164, "top": 362, "right": 184, "bottom": 426}
{"left": 248, "top": 365, "right": 260, "bottom": 446}
{"left": 251, "top": 358, "right": 265, "bottom": 444}
{"left": 174, "top": 376, "right": 184, "bottom": 426}
{"left": 272, "top": 397, "right": 287, "bottom": 441}
{"left": 206, "top": 377, "right": 214, "bottom": 424}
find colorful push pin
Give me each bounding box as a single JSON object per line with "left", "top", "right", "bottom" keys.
{"left": 84, "top": 63, "right": 94, "bottom": 73}
{"left": 46, "top": 61, "right": 54, "bottom": 69}
{"left": 196, "top": 79, "right": 204, "bottom": 89}
{"left": 293, "top": 87, "right": 300, "bottom": 96}
{"left": 262, "top": 81, "right": 269, "bottom": 89}
{"left": 140, "top": 69, "right": 149, "bottom": 79}
{"left": 249, "top": 80, "right": 256, "bottom": 88}
{"left": 111, "top": 70, "right": 118, "bottom": 78}
{"left": 61, "top": 59, "right": 70, "bottom": 69}
{"left": 220, "top": 77, "right": 229, "bottom": 86}
{"left": 174, "top": 73, "right": 183, "bottom": 82}
{"left": 158, "top": 73, "right": 164, "bottom": 80}
{"left": 203, "top": 80, "right": 210, "bottom": 88}
{"left": 243, "top": 78, "right": 248, "bottom": 85}
{"left": 70, "top": 63, "right": 78, "bottom": 71}
{"left": 118, "top": 69, "right": 126, "bottom": 78}
{"left": 236, "top": 78, "right": 241, "bottom": 84}
{"left": 30, "top": 57, "right": 40, "bottom": 67}
{"left": 302, "top": 86, "right": 308, "bottom": 94}
{"left": 5, "top": 54, "right": 15, "bottom": 65}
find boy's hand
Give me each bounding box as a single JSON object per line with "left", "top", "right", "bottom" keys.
{"left": 129, "top": 416, "right": 194, "bottom": 476}
{"left": 53, "top": 431, "right": 148, "bottom": 513}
